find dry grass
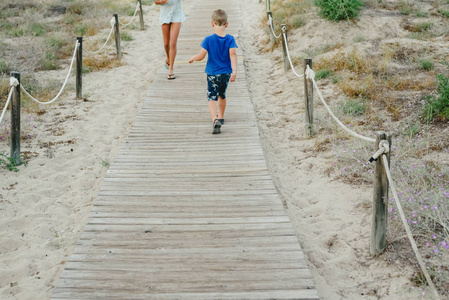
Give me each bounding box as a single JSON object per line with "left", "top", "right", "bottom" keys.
{"left": 0, "top": 0, "right": 140, "bottom": 113}
{"left": 264, "top": 0, "right": 449, "bottom": 294}
{"left": 83, "top": 55, "right": 124, "bottom": 72}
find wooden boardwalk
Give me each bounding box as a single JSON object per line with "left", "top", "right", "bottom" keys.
{"left": 51, "top": 1, "right": 319, "bottom": 299}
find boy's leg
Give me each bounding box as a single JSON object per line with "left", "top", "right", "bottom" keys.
{"left": 217, "top": 97, "right": 226, "bottom": 120}
{"left": 209, "top": 100, "right": 218, "bottom": 123}
{"left": 217, "top": 74, "right": 231, "bottom": 122}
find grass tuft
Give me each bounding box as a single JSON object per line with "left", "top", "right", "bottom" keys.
{"left": 422, "top": 74, "right": 449, "bottom": 122}
{"left": 314, "top": 0, "right": 363, "bottom": 21}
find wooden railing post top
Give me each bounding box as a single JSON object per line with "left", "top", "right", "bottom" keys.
{"left": 11, "top": 71, "right": 20, "bottom": 79}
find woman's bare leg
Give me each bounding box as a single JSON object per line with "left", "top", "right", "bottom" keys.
{"left": 168, "top": 22, "right": 181, "bottom": 74}
{"left": 161, "top": 24, "right": 171, "bottom": 66}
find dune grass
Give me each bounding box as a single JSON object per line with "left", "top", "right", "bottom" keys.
{"left": 266, "top": 0, "right": 449, "bottom": 295}
{"left": 0, "top": 0, "right": 144, "bottom": 114}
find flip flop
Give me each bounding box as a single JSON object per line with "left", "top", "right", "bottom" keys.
{"left": 165, "top": 60, "right": 170, "bottom": 69}
{"left": 167, "top": 73, "right": 176, "bottom": 80}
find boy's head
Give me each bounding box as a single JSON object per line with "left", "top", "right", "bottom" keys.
{"left": 212, "top": 9, "right": 228, "bottom": 26}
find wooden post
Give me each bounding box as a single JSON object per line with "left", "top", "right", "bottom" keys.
{"left": 138, "top": 0, "right": 144, "bottom": 30}
{"left": 281, "top": 24, "right": 289, "bottom": 72}
{"left": 266, "top": 11, "right": 275, "bottom": 48}
{"left": 304, "top": 58, "right": 314, "bottom": 137}
{"left": 370, "top": 132, "right": 392, "bottom": 256}
{"left": 266, "top": 0, "right": 271, "bottom": 12}
{"left": 10, "top": 72, "right": 21, "bottom": 165}
{"left": 76, "top": 37, "right": 82, "bottom": 99}
{"left": 113, "top": 14, "right": 122, "bottom": 58}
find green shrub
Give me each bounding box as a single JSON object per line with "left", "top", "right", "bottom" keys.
{"left": 422, "top": 74, "right": 449, "bottom": 122}
{"left": 38, "top": 52, "right": 60, "bottom": 71}
{"left": 398, "top": 1, "right": 413, "bottom": 15}
{"left": 440, "top": 9, "right": 449, "bottom": 18}
{"left": 419, "top": 59, "right": 433, "bottom": 71}
{"left": 121, "top": 31, "right": 133, "bottom": 41}
{"left": 0, "top": 153, "right": 26, "bottom": 172}
{"left": 342, "top": 98, "right": 366, "bottom": 116}
{"left": 331, "top": 75, "right": 343, "bottom": 84}
{"left": 29, "top": 23, "right": 46, "bottom": 36}
{"left": 11, "top": 28, "right": 24, "bottom": 37}
{"left": 416, "top": 22, "right": 433, "bottom": 32}
{"left": 415, "top": 10, "right": 428, "bottom": 18}
{"left": 314, "top": 0, "right": 363, "bottom": 21}
{"left": 47, "top": 37, "right": 63, "bottom": 49}
{"left": 315, "top": 68, "right": 332, "bottom": 80}
{"left": 0, "top": 60, "right": 10, "bottom": 74}
{"left": 403, "top": 123, "right": 421, "bottom": 137}
{"left": 291, "top": 15, "right": 305, "bottom": 28}
{"left": 74, "top": 23, "right": 88, "bottom": 36}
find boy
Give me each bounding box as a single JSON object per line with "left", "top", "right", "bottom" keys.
{"left": 189, "top": 9, "right": 238, "bottom": 134}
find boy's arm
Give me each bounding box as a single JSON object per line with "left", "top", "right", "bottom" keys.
{"left": 189, "top": 48, "right": 207, "bottom": 63}
{"left": 229, "top": 48, "right": 237, "bottom": 82}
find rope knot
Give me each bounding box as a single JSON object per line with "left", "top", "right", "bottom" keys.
{"left": 305, "top": 65, "right": 315, "bottom": 80}
{"left": 369, "top": 140, "right": 390, "bottom": 163}
{"left": 110, "top": 17, "right": 116, "bottom": 27}
{"left": 10, "top": 77, "right": 19, "bottom": 87}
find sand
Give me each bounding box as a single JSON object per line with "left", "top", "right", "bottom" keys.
{"left": 0, "top": 0, "right": 437, "bottom": 299}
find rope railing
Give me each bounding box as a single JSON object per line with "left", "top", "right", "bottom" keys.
{"left": 0, "top": 0, "right": 154, "bottom": 165}
{"left": 267, "top": 15, "right": 281, "bottom": 39}
{"left": 0, "top": 85, "right": 15, "bottom": 126}
{"left": 83, "top": 19, "right": 116, "bottom": 55}
{"left": 282, "top": 29, "right": 304, "bottom": 78}
{"left": 381, "top": 154, "right": 440, "bottom": 300}
{"left": 119, "top": 1, "right": 141, "bottom": 27}
{"left": 305, "top": 67, "right": 376, "bottom": 143}
{"left": 264, "top": 2, "right": 441, "bottom": 298}
{"left": 20, "top": 41, "right": 79, "bottom": 105}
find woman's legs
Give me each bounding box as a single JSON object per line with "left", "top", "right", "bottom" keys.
{"left": 161, "top": 22, "right": 182, "bottom": 75}
{"left": 161, "top": 24, "right": 171, "bottom": 65}
{"left": 168, "top": 22, "right": 181, "bottom": 75}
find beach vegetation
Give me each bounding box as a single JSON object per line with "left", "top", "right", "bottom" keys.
{"left": 260, "top": 0, "right": 449, "bottom": 294}
{"left": 419, "top": 59, "right": 434, "bottom": 71}
{"left": 341, "top": 98, "right": 366, "bottom": 116}
{"left": 314, "top": 0, "right": 363, "bottom": 21}
{"left": 422, "top": 74, "right": 449, "bottom": 122}
{"left": 0, "top": 153, "right": 26, "bottom": 172}
{"left": 121, "top": 31, "right": 133, "bottom": 41}
{"left": 315, "top": 68, "right": 332, "bottom": 80}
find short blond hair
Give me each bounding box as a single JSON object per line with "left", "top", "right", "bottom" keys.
{"left": 212, "top": 9, "right": 228, "bottom": 26}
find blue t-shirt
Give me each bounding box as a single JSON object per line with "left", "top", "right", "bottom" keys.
{"left": 200, "top": 34, "right": 238, "bottom": 75}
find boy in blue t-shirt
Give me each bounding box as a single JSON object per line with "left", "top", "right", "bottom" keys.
{"left": 189, "top": 9, "right": 238, "bottom": 134}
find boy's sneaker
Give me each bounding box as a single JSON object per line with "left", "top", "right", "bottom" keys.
{"left": 217, "top": 119, "right": 224, "bottom": 124}
{"left": 212, "top": 119, "right": 221, "bottom": 134}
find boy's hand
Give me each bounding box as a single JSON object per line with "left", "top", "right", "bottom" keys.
{"left": 230, "top": 72, "right": 236, "bottom": 82}
{"left": 189, "top": 57, "right": 195, "bottom": 63}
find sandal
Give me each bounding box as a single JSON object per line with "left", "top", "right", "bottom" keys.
{"left": 212, "top": 119, "right": 221, "bottom": 134}
{"left": 167, "top": 73, "right": 176, "bottom": 80}
{"left": 165, "top": 60, "right": 170, "bottom": 69}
